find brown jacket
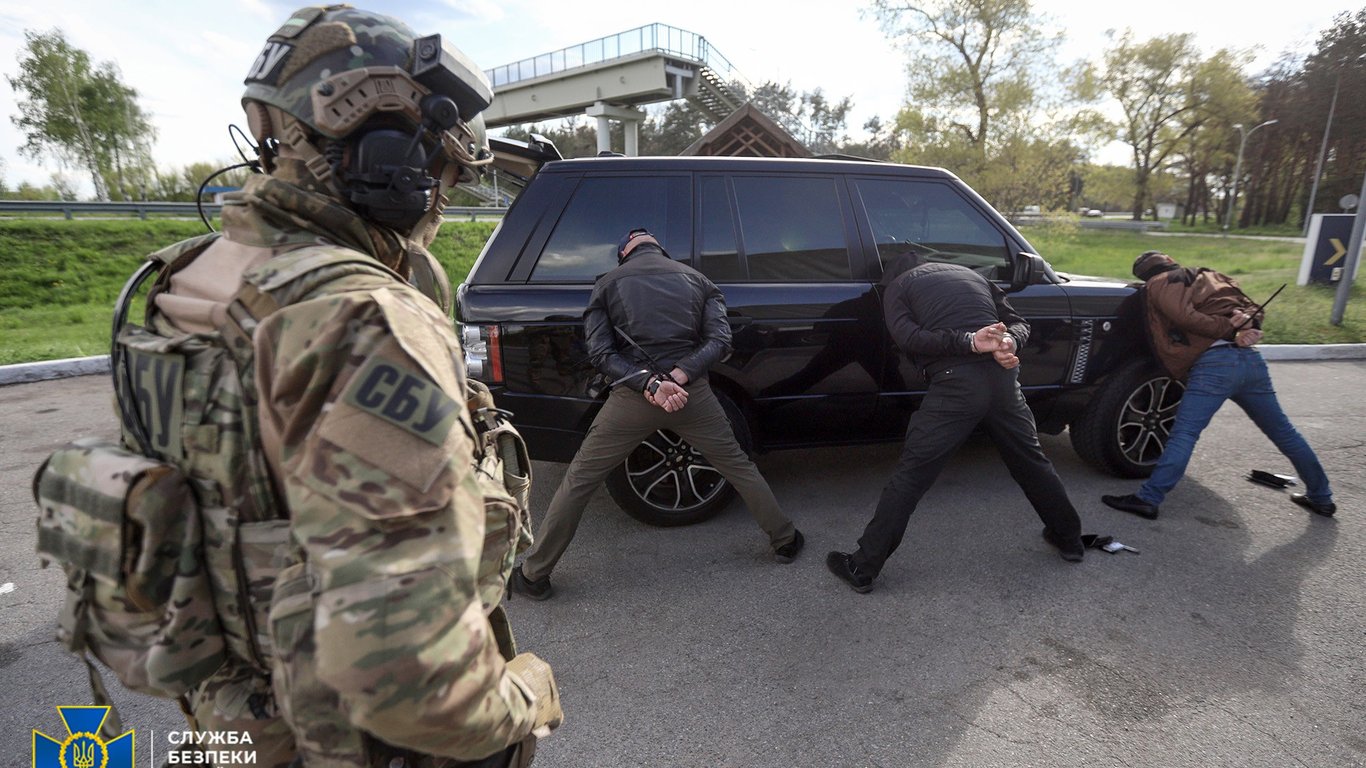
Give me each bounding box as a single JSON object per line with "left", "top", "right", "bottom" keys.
{"left": 1144, "top": 267, "right": 1257, "bottom": 380}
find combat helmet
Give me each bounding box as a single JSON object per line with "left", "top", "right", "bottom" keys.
{"left": 242, "top": 4, "right": 493, "bottom": 236}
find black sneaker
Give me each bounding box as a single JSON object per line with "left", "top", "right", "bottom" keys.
{"left": 1041, "top": 527, "right": 1085, "bottom": 562}
{"left": 509, "top": 565, "right": 553, "bottom": 601}
{"left": 773, "top": 529, "right": 805, "bottom": 563}
{"left": 1291, "top": 493, "right": 1337, "bottom": 517}
{"left": 1101, "top": 493, "right": 1160, "bottom": 520}
{"left": 825, "top": 551, "right": 874, "bottom": 593}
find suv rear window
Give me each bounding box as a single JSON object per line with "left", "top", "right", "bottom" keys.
{"left": 854, "top": 178, "right": 1010, "bottom": 276}
{"left": 532, "top": 176, "right": 689, "bottom": 282}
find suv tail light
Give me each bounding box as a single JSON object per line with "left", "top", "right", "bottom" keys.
{"left": 459, "top": 323, "right": 503, "bottom": 383}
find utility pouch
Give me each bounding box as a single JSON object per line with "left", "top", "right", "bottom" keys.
{"left": 33, "top": 438, "right": 226, "bottom": 698}
{"left": 467, "top": 380, "right": 534, "bottom": 612}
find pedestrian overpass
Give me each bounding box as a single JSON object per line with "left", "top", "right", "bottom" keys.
{"left": 482, "top": 23, "right": 749, "bottom": 155}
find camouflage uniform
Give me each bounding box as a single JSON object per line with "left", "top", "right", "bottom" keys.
{"left": 141, "top": 162, "right": 544, "bottom": 766}
{"left": 35, "top": 8, "right": 557, "bottom": 764}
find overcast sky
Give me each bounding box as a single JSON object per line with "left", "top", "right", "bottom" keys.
{"left": 0, "top": 0, "right": 1354, "bottom": 193}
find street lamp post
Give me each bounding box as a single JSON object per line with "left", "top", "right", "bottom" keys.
{"left": 1224, "top": 119, "right": 1279, "bottom": 234}
{"left": 1304, "top": 72, "right": 1341, "bottom": 236}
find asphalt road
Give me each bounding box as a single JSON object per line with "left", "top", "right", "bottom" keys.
{"left": 2, "top": 364, "right": 1363, "bottom": 768}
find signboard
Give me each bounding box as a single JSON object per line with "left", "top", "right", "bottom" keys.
{"left": 1299, "top": 214, "right": 1364, "bottom": 286}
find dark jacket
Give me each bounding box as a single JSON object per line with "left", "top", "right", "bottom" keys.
{"left": 882, "top": 261, "right": 1030, "bottom": 376}
{"left": 1144, "top": 266, "right": 1256, "bottom": 380}
{"left": 584, "top": 244, "right": 731, "bottom": 392}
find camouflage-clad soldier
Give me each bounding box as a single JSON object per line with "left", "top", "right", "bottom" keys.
{"left": 105, "top": 6, "right": 560, "bottom": 766}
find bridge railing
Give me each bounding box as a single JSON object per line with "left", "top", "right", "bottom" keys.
{"left": 486, "top": 22, "right": 749, "bottom": 91}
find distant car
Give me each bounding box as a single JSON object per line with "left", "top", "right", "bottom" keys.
{"left": 1083, "top": 208, "right": 1105, "bottom": 218}
{"left": 460, "top": 150, "right": 1180, "bottom": 526}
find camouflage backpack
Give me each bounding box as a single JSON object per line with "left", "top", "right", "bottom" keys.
{"left": 33, "top": 233, "right": 532, "bottom": 738}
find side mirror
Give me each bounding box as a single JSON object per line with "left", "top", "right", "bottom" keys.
{"left": 1009, "top": 253, "right": 1044, "bottom": 293}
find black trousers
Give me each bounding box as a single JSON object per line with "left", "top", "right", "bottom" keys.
{"left": 853, "top": 359, "right": 1082, "bottom": 576}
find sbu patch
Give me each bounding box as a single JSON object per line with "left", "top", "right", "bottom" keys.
{"left": 343, "top": 356, "right": 461, "bottom": 446}
{"left": 245, "top": 41, "right": 293, "bottom": 83}
{"left": 124, "top": 347, "right": 185, "bottom": 461}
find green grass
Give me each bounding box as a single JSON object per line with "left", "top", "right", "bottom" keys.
{"left": 1024, "top": 225, "right": 1365, "bottom": 345}
{"left": 0, "top": 219, "right": 497, "bottom": 365}
{"left": 0, "top": 219, "right": 1360, "bottom": 365}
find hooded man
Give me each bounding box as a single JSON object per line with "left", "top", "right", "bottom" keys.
{"left": 1102, "top": 251, "right": 1335, "bottom": 520}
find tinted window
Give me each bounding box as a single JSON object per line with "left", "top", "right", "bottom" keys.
{"left": 533, "top": 176, "right": 688, "bottom": 282}
{"left": 698, "top": 176, "right": 743, "bottom": 281}
{"left": 854, "top": 178, "right": 1010, "bottom": 276}
{"left": 732, "top": 176, "right": 851, "bottom": 282}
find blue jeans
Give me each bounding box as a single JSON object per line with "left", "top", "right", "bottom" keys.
{"left": 1138, "top": 346, "right": 1332, "bottom": 505}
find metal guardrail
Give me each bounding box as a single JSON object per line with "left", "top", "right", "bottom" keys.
{"left": 485, "top": 22, "right": 751, "bottom": 92}
{"left": 0, "top": 200, "right": 222, "bottom": 219}
{"left": 0, "top": 200, "right": 507, "bottom": 221}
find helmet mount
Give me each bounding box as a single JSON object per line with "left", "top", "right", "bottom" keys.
{"left": 240, "top": 6, "right": 494, "bottom": 235}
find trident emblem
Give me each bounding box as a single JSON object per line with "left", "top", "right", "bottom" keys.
{"left": 71, "top": 738, "right": 98, "bottom": 768}
{"left": 31, "top": 707, "right": 131, "bottom": 768}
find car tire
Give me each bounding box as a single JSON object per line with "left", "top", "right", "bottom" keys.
{"left": 1069, "top": 360, "right": 1184, "bottom": 478}
{"left": 605, "top": 390, "right": 749, "bottom": 527}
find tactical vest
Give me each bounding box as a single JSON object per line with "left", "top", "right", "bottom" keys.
{"left": 34, "top": 234, "right": 533, "bottom": 752}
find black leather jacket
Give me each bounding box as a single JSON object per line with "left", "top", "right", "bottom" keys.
{"left": 883, "top": 261, "right": 1030, "bottom": 376}
{"left": 583, "top": 245, "right": 730, "bottom": 392}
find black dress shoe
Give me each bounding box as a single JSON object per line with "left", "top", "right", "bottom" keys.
{"left": 1041, "top": 527, "right": 1085, "bottom": 562}
{"left": 774, "top": 529, "right": 805, "bottom": 563}
{"left": 825, "top": 551, "right": 874, "bottom": 593}
{"left": 1291, "top": 493, "right": 1337, "bottom": 517}
{"left": 509, "top": 565, "right": 553, "bottom": 601}
{"left": 1102, "top": 493, "right": 1160, "bottom": 520}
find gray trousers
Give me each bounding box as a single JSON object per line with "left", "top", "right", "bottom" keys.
{"left": 521, "top": 379, "right": 794, "bottom": 581}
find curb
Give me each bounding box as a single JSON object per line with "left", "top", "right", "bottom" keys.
{"left": 0, "top": 355, "right": 111, "bottom": 386}
{"left": 1258, "top": 344, "right": 1366, "bottom": 361}
{"left": 5, "top": 345, "right": 1366, "bottom": 387}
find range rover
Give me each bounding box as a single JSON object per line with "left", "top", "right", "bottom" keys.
{"left": 458, "top": 150, "right": 1180, "bottom": 526}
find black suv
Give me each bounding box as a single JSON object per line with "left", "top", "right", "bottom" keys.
{"left": 457, "top": 153, "right": 1181, "bottom": 526}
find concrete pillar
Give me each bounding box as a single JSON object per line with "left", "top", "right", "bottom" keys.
{"left": 586, "top": 101, "right": 646, "bottom": 157}
{"left": 595, "top": 113, "right": 612, "bottom": 154}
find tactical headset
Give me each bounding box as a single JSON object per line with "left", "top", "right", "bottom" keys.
{"left": 342, "top": 93, "right": 463, "bottom": 233}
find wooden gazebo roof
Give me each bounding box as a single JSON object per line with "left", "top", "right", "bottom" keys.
{"left": 682, "top": 102, "right": 810, "bottom": 158}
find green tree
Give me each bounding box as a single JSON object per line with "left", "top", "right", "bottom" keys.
{"left": 148, "top": 161, "right": 255, "bottom": 201}
{"left": 500, "top": 81, "right": 854, "bottom": 159}
{"left": 1167, "top": 54, "right": 1255, "bottom": 225}
{"left": 499, "top": 118, "right": 601, "bottom": 159}
{"left": 1249, "top": 8, "right": 1366, "bottom": 228}
{"left": 1077, "top": 164, "right": 1134, "bottom": 212}
{"left": 728, "top": 80, "right": 854, "bottom": 153}
{"left": 7, "top": 29, "right": 155, "bottom": 200}
{"left": 49, "top": 172, "right": 79, "bottom": 201}
{"left": 639, "top": 101, "right": 709, "bottom": 155}
{"left": 871, "top": 0, "right": 1059, "bottom": 168}
{"left": 14, "top": 181, "right": 59, "bottom": 200}
{"left": 836, "top": 116, "right": 905, "bottom": 161}
{"left": 1080, "top": 32, "right": 1246, "bottom": 221}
